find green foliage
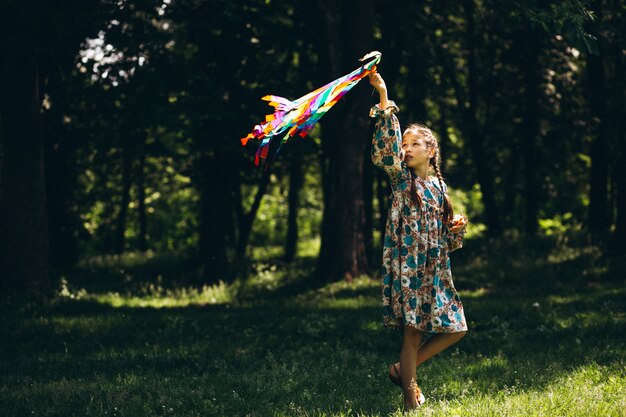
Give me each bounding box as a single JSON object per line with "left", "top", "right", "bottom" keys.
{"left": 520, "top": 0, "right": 598, "bottom": 55}
{"left": 18, "top": 0, "right": 626, "bottom": 268}
{"left": 248, "top": 148, "right": 323, "bottom": 248}
{"left": 538, "top": 212, "right": 583, "bottom": 237}
{"left": 449, "top": 184, "right": 486, "bottom": 239}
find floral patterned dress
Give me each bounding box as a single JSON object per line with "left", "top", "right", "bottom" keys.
{"left": 370, "top": 101, "right": 468, "bottom": 335}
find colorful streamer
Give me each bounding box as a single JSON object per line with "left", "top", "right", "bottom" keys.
{"left": 241, "top": 51, "right": 382, "bottom": 168}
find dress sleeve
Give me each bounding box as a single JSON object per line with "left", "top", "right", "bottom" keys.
{"left": 370, "top": 100, "right": 410, "bottom": 192}
{"left": 443, "top": 222, "right": 466, "bottom": 253}
{"left": 439, "top": 180, "right": 466, "bottom": 253}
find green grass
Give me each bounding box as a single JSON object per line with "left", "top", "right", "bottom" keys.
{"left": 1, "top": 237, "right": 625, "bottom": 416}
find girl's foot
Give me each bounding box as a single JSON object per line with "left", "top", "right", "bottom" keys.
{"left": 403, "top": 378, "right": 426, "bottom": 410}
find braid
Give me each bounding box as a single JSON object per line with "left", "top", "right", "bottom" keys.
{"left": 409, "top": 170, "right": 423, "bottom": 210}
{"left": 431, "top": 157, "right": 454, "bottom": 225}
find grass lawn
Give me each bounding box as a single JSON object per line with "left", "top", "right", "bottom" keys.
{"left": 1, "top": 238, "right": 625, "bottom": 416}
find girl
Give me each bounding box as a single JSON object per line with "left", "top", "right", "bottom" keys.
{"left": 369, "top": 71, "right": 469, "bottom": 411}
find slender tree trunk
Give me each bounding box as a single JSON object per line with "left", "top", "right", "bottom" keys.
{"left": 284, "top": 147, "right": 303, "bottom": 262}
{"left": 520, "top": 24, "right": 541, "bottom": 236}
{"left": 378, "top": 2, "right": 428, "bottom": 123}
{"left": 371, "top": 170, "right": 389, "bottom": 270}
{"left": 615, "top": 140, "right": 626, "bottom": 251}
{"left": 236, "top": 170, "right": 271, "bottom": 257}
{"left": 230, "top": 175, "right": 245, "bottom": 248}
{"left": 376, "top": 171, "right": 389, "bottom": 244}
{"left": 612, "top": 22, "right": 626, "bottom": 251}
{"left": 503, "top": 145, "right": 520, "bottom": 229}
{"left": 363, "top": 143, "right": 374, "bottom": 264}
{"left": 460, "top": 0, "right": 501, "bottom": 235}
{"left": 436, "top": 87, "right": 451, "bottom": 174}
{"left": 0, "top": 2, "right": 50, "bottom": 297}
{"left": 114, "top": 146, "right": 132, "bottom": 253}
{"left": 44, "top": 122, "right": 79, "bottom": 266}
{"left": 405, "top": 48, "right": 429, "bottom": 124}
{"left": 315, "top": 0, "right": 372, "bottom": 282}
{"left": 137, "top": 151, "right": 147, "bottom": 252}
{"left": 198, "top": 153, "right": 231, "bottom": 282}
{"left": 586, "top": 54, "right": 609, "bottom": 238}
{"left": 586, "top": 1, "right": 610, "bottom": 240}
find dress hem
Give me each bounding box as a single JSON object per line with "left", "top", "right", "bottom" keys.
{"left": 383, "top": 318, "right": 468, "bottom": 334}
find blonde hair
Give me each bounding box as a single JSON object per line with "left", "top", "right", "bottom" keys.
{"left": 402, "top": 123, "right": 454, "bottom": 224}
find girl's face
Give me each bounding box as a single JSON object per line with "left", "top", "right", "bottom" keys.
{"left": 402, "top": 133, "right": 433, "bottom": 168}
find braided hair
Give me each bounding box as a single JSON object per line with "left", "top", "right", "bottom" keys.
{"left": 403, "top": 123, "right": 454, "bottom": 225}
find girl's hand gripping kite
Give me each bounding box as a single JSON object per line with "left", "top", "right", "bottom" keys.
{"left": 241, "top": 51, "right": 382, "bottom": 169}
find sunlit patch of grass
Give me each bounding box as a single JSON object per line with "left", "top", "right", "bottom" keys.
{"left": 77, "top": 249, "right": 181, "bottom": 269}
{"left": 249, "top": 244, "right": 285, "bottom": 260}
{"left": 410, "top": 363, "right": 626, "bottom": 417}
{"left": 244, "top": 261, "right": 288, "bottom": 291}
{"left": 248, "top": 237, "right": 321, "bottom": 260}
{"left": 57, "top": 279, "right": 234, "bottom": 308}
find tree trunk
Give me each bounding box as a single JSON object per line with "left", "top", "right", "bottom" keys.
{"left": 0, "top": 3, "right": 50, "bottom": 297}
{"left": 376, "top": 171, "right": 389, "bottom": 245}
{"left": 137, "top": 151, "right": 147, "bottom": 252}
{"left": 520, "top": 23, "right": 541, "bottom": 236}
{"left": 284, "top": 146, "right": 303, "bottom": 262}
{"left": 44, "top": 122, "right": 80, "bottom": 267}
{"left": 503, "top": 145, "right": 520, "bottom": 229}
{"left": 198, "top": 154, "right": 232, "bottom": 282}
{"left": 586, "top": 1, "right": 610, "bottom": 240}
{"left": 462, "top": 0, "right": 501, "bottom": 236}
{"left": 236, "top": 169, "right": 271, "bottom": 258}
{"left": 314, "top": 0, "right": 373, "bottom": 281}
{"left": 612, "top": 22, "right": 625, "bottom": 252}
{"left": 363, "top": 142, "right": 374, "bottom": 264}
{"left": 114, "top": 146, "right": 132, "bottom": 253}
{"left": 371, "top": 170, "right": 390, "bottom": 270}
{"left": 615, "top": 139, "right": 626, "bottom": 252}
{"left": 436, "top": 82, "right": 451, "bottom": 174}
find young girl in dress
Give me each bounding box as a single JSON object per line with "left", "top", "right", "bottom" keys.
{"left": 369, "top": 71, "right": 469, "bottom": 411}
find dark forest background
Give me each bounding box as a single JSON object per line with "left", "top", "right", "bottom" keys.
{"left": 1, "top": 0, "right": 625, "bottom": 300}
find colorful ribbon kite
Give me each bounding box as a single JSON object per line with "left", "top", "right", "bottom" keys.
{"left": 241, "top": 51, "right": 382, "bottom": 168}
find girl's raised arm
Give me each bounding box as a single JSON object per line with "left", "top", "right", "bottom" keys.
{"left": 369, "top": 73, "right": 409, "bottom": 192}
{"left": 369, "top": 72, "right": 390, "bottom": 109}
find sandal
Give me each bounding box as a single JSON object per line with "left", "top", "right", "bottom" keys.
{"left": 389, "top": 363, "right": 402, "bottom": 387}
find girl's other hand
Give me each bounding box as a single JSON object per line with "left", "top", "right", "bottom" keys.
{"left": 369, "top": 71, "right": 387, "bottom": 93}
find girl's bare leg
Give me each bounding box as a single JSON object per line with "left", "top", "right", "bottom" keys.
{"left": 416, "top": 331, "right": 466, "bottom": 366}
{"left": 390, "top": 331, "right": 467, "bottom": 379}
{"left": 400, "top": 325, "right": 423, "bottom": 409}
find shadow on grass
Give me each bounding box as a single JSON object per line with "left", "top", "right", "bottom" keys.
{"left": 3, "top": 283, "right": 625, "bottom": 416}
{"left": 2, "top": 237, "right": 625, "bottom": 416}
